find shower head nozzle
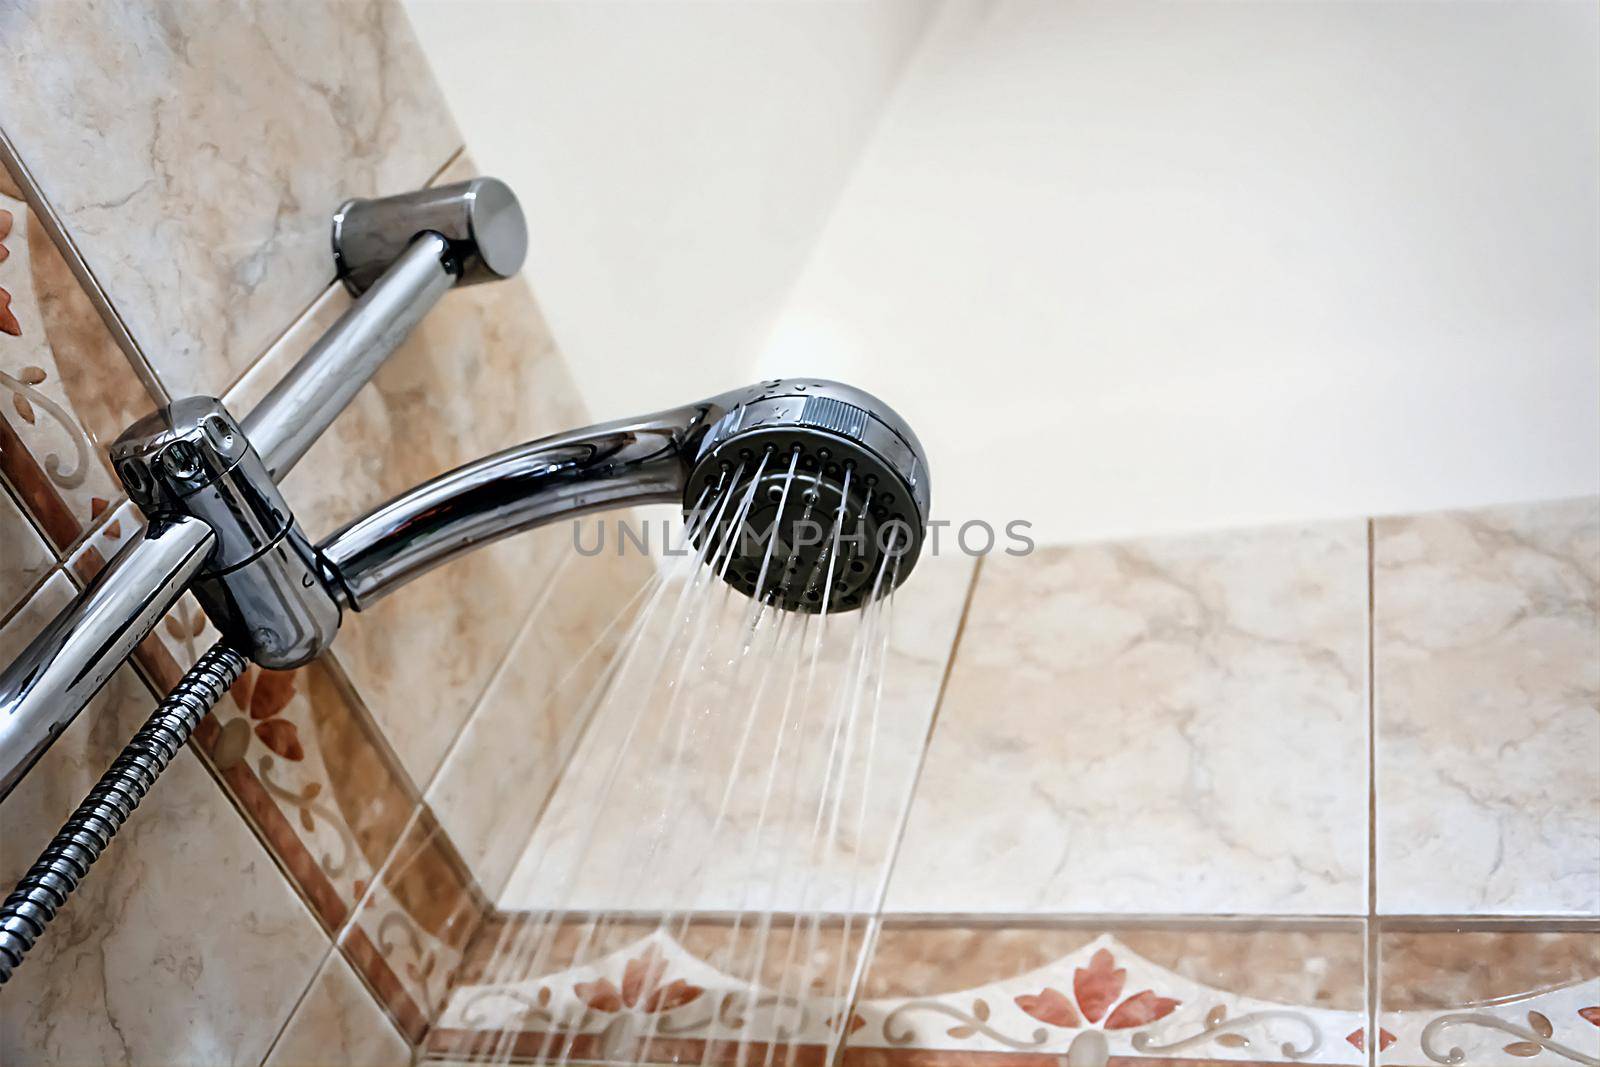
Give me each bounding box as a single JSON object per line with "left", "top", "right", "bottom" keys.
{"left": 683, "top": 379, "right": 929, "bottom": 614}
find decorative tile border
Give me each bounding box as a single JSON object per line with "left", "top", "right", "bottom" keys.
{"left": 344, "top": 812, "right": 495, "bottom": 1045}
{"left": 0, "top": 176, "right": 155, "bottom": 557}
{"left": 429, "top": 919, "right": 869, "bottom": 1065}
{"left": 1382, "top": 980, "right": 1599, "bottom": 1067}
{"left": 851, "top": 934, "right": 1363, "bottom": 1067}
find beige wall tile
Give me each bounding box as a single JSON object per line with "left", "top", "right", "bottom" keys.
{"left": 264, "top": 951, "right": 411, "bottom": 1067}
{"left": 1375, "top": 497, "right": 1600, "bottom": 915}
{"left": 0, "top": 0, "right": 460, "bottom": 399}
{"left": 0, "top": 578, "right": 328, "bottom": 1065}
{"left": 224, "top": 238, "right": 593, "bottom": 789}
{"left": 427, "top": 541, "right": 658, "bottom": 899}
{"left": 886, "top": 522, "right": 1369, "bottom": 915}
{"left": 500, "top": 552, "right": 975, "bottom": 914}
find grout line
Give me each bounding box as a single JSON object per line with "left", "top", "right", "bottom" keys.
{"left": 426, "top": 145, "right": 468, "bottom": 187}
{"left": 213, "top": 138, "right": 464, "bottom": 412}
{"left": 474, "top": 907, "right": 1600, "bottom": 930}
{"left": 1365, "top": 518, "right": 1378, "bottom": 1067}
{"left": 0, "top": 565, "right": 62, "bottom": 634}
{"left": 480, "top": 570, "right": 663, "bottom": 904}
{"left": 280, "top": 802, "right": 432, "bottom": 1060}
{"left": 0, "top": 123, "right": 169, "bottom": 407}
{"left": 215, "top": 279, "right": 340, "bottom": 408}
{"left": 106, "top": 657, "right": 358, "bottom": 1067}
{"left": 256, "top": 948, "right": 333, "bottom": 1067}
{"left": 318, "top": 648, "right": 426, "bottom": 810}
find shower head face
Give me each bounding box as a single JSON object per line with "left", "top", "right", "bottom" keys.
{"left": 683, "top": 380, "right": 930, "bottom": 613}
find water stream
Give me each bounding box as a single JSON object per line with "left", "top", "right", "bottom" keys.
{"left": 440, "top": 467, "right": 910, "bottom": 1066}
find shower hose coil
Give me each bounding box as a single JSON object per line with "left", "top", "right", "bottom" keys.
{"left": 0, "top": 642, "right": 247, "bottom": 986}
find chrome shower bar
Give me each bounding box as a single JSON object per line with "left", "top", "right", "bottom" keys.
{"left": 246, "top": 178, "right": 527, "bottom": 478}
{"left": 0, "top": 517, "right": 215, "bottom": 799}
{"left": 0, "top": 177, "right": 528, "bottom": 801}
{"left": 244, "top": 232, "right": 454, "bottom": 479}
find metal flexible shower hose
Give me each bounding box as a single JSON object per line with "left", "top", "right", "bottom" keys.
{"left": 0, "top": 641, "right": 247, "bottom": 985}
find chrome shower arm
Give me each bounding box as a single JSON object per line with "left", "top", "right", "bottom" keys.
{"left": 319, "top": 404, "right": 707, "bottom": 609}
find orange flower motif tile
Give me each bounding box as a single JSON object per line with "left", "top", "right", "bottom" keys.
{"left": 845, "top": 925, "right": 1367, "bottom": 1067}
{"left": 575, "top": 945, "right": 706, "bottom": 1015}
{"left": 1014, "top": 949, "right": 1181, "bottom": 1033}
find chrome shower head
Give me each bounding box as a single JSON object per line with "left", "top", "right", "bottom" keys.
{"left": 683, "top": 380, "right": 930, "bottom": 613}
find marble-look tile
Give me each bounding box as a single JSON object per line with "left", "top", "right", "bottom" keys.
{"left": 427, "top": 541, "right": 659, "bottom": 899}
{"left": 264, "top": 951, "right": 411, "bottom": 1067}
{"left": 847, "top": 920, "right": 1369, "bottom": 1067}
{"left": 0, "top": 578, "right": 328, "bottom": 1066}
{"left": 224, "top": 192, "right": 593, "bottom": 788}
{"left": 0, "top": 483, "right": 52, "bottom": 619}
{"left": 0, "top": 0, "right": 460, "bottom": 398}
{"left": 1377, "top": 925, "right": 1600, "bottom": 1066}
{"left": 886, "top": 522, "right": 1369, "bottom": 916}
{"left": 0, "top": 172, "right": 154, "bottom": 554}
{"left": 500, "top": 552, "right": 976, "bottom": 914}
{"left": 1375, "top": 497, "right": 1600, "bottom": 916}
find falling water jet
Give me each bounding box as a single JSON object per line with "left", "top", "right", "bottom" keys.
{"left": 530, "top": 456, "right": 778, "bottom": 1067}
{"left": 475, "top": 477, "right": 739, "bottom": 1065}
{"left": 450, "top": 379, "right": 930, "bottom": 1067}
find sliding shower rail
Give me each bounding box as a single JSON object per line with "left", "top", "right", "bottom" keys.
{"left": 0, "top": 179, "right": 523, "bottom": 801}
{"left": 0, "top": 178, "right": 528, "bottom": 984}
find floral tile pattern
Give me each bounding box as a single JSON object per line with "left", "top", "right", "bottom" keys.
{"left": 841, "top": 923, "right": 1369, "bottom": 1067}
{"left": 136, "top": 587, "right": 421, "bottom": 940}
{"left": 1375, "top": 498, "right": 1600, "bottom": 916}
{"left": 886, "top": 522, "right": 1370, "bottom": 916}
{"left": 0, "top": 175, "right": 155, "bottom": 556}
{"left": 0, "top": 575, "right": 328, "bottom": 1066}
{"left": 0, "top": 0, "right": 461, "bottom": 399}
{"left": 341, "top": 812, "right": 494, "bottom": 1045}
{"left": 1377, "top": 927, "right": 1600, "bottom": 1066}
{"left": 431, "top": 920, "right": 868, "bottom": 1065}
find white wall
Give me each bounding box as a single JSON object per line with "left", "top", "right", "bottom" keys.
{"left": 759, "top": 0, "right": 1600, "bottom": 542}
{"left": 405, "top": 0, "right": 935, "bottom": 420}
{"left": 412, "top": 0, "right": 1599, "bottom": 545}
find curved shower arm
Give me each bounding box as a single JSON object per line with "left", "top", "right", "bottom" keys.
{"left": 317, "top": 403, "right": 713, "bottom": 609}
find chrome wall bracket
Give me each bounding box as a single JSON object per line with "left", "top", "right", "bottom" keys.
{"left": 333, "top": 177, "right": 527, "bottom": 295}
